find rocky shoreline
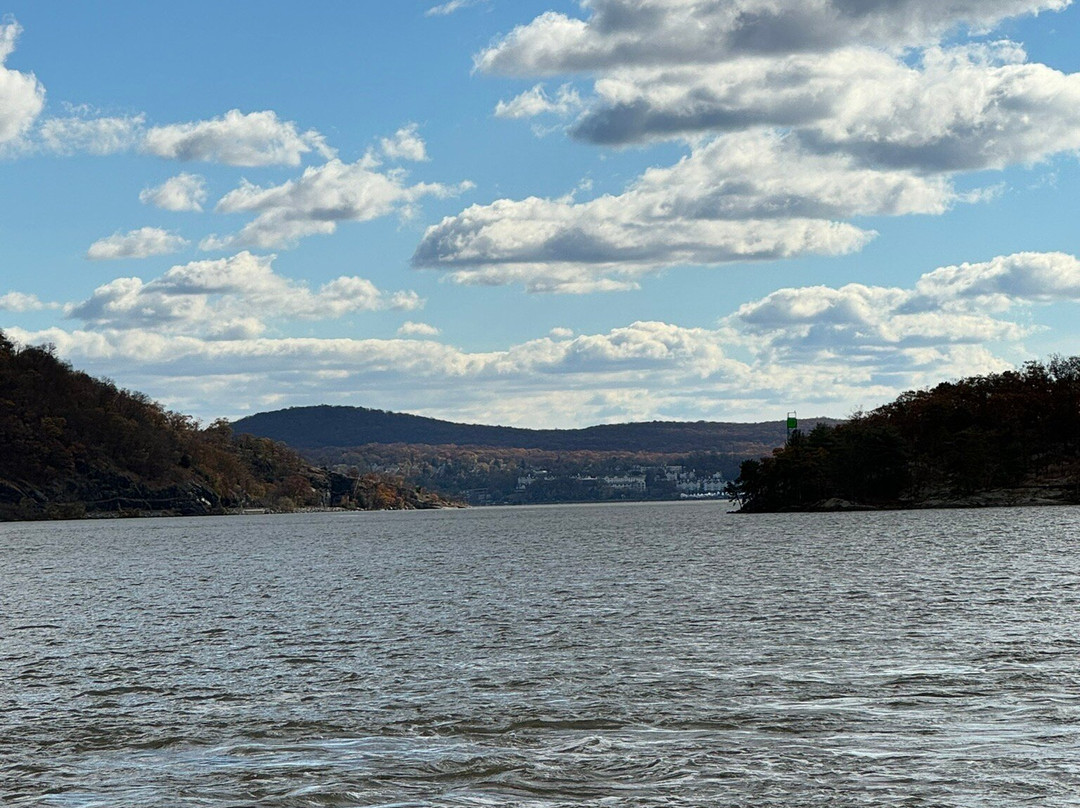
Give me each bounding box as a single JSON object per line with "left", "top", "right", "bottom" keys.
{"left": 782, "top": 484, "right": 1080, "bottom": 513}
{"left": 0, "top": 469, "right": 463, "bottom": 522}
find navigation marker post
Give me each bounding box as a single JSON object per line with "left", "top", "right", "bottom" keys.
{"left": 786, "top": 411, "right": 798, "bottom": 443}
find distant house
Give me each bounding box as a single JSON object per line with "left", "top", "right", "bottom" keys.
{"left": 602, "top": 475, "right": 647, "bottom": 492}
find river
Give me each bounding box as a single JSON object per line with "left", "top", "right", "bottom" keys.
{"left": 2, "top": 502, "right": 1079, "bottom": 806}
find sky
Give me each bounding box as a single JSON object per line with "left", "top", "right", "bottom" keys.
{"left": 2, "top": 0, "right": 1080, "bottom": 428}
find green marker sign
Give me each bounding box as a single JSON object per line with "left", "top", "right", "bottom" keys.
{"left": 786, "top": 416, "right": 797, "bottom": 430}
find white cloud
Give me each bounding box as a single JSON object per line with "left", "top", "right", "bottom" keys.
{"left": 38, "top": 113, "right": 145, "bottom": 155}
{"left": 206, "top": 157, "right": 472, "bottom": 250}
{"left": 142, "top": 109, "right": 334, "bottom": 167}
{"left": 86, "top": 227, "right": 190, "bottom": 261}
{"left": 32, "top": 107, "right": 338, "bottom": 165}
{"left": 731, "top": 283, "right": 1028, "bottom": 367}
{"left": 800, "top": 44, "right": 1080, "bottom": 172}
{"left": 0, "top": 316, "right": 1010, "bottom": 427}
{"left": 912, "top": 251, "right": 1080, "bottom": 309}
{"left": 447, "top": 1, "right": 1080, "bottom": 286}
{"left": 398, "top": 321, "right": 441, "bottom": 337}
{"left": 724, "top": 250, "right": 1080, "bottom": 377}
{"left": 0, "top": 291, "right": 54, "bottom": 312}
{"left": 414, "top": 130, "right": 957, "bottom": 291}
{"left": 476, "top": 0, "right": 1070, "bottom": 76}
{"left": 575, "top": 43, "right": 1080, "bottom": 168}
{"left": 140, "top": 173, "right": 208, "bottom": 212}
{"left": 416, "top": 202, "right": 871, "bottom": 293}
{"left": 0, "top": 21, "right": 45, "bottom": 147}
{"left": 68, "top": 251, "right": 422, "bottom": 337}
{"left": 426, "top": 0, "right": 484, "bottom": 16}
{"left": 495, "top": 83, "right": 582, "bottom": 119}
{"left": 12, "top": 250, "right": 1066, "bottom": 426}
{"left": 380, "top": 124, "right": 429, "bottom": 162}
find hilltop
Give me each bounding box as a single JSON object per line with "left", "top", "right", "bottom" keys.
{"left": 232, "top": 405, "right": 837, "bottom": 504}
{"left": 727, "top": 357, "right": 1080, "bottom": 512}
{"left": 231, "top": 404, "right": 830, "bottom": 454}
{"left": 0, "top": 332, "right": 454, "bottom": 520}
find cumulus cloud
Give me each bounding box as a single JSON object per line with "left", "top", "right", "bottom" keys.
{"left": 731, "top": 283, "right": 1028, "bottom": 369}
{"left": 442, "top": 0, "right": 1080, "bottom": 288}
{"left": 725, "top": 250, "right": 1080, "bottom": 372}
{"left": 572, "top": 42, "right": 1080, "bottom": 169}
{"left": 488, "top": 6, "right": 1080, "bottom": 164}
{"left": 205, "top": 157, "right": 472, "bottom": 250}
{"left": 0, "top": 21, "right": 45, "bottom": 147}
{"left": 68, "top": 251, "right": 421, "bottom": 338}
{"left": 568, "top": 42, "right": 1078, "bottom": 152}
{"left": 0, "top": 315, "right": 1007, "bottom": 427}
{"left": 142, "top": 109, "right": 334, "bottom": 167}
{"left": 380, "top": 124, "right": 429, "bottom": 161}
{"left": 11, "top": 249, "right": 1065, "bottom": 425}
{"left": 416, "top": 201, "right": 870, "bottom": 293}
{"left": 495, "top": 83, "right": 583, "bottom": 119}
{"left": 414, "top": 130, "right": 957, "bottom": 291}
{"left": 86, "top": 227, "right": 190, "bottom": 260}
{"left": 911, "top": 251, "right": 1080, "bottom": 309}
{"left": 476, "top": 0, "right": 1069, "bottom": 75}
{"left": 6, "top": 321, "right": 754, "bottom": 425}
{"left": 398, "top": 321, "right": 442, "bottom": 337}
{"left": 799, "top": 45, "right": 1080, "bottom": 172}
{"left": 0, "top": 291, "right": 55, "bottom": 312}
{"left": 139, "top": 173, "right": 208, "bottom": 212}
{"left": 30, "top": 107, "right": 340, "bottom": 165}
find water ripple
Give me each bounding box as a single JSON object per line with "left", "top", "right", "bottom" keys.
{"left": 3, "top": 503, "right": 1080, "bottom": 805}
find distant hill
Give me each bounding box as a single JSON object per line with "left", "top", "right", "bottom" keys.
{"left": 0, "top": 332, "right": 454, "bottom": 520}
{"left": 231, "top": 404, "right": 834, "bottom": 454}
{"left": 230, "top": 405, "right": 840, "bottom": 505}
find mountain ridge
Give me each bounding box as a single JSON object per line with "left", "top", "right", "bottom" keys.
{"left": 231, "top": 404, "right": 837, "bottom": 454}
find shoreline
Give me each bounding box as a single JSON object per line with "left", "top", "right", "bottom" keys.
{"left": 737, "top": 484, "right": 1080, "bottom": 513}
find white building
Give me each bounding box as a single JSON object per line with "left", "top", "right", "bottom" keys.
{"left": 603, "top": 475, "right": 647, "bottom": 492}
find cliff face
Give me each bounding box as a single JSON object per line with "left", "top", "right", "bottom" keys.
{"left": 728, "top": 357, "right": 1080, "bottom": 512}
{"left": 0, "top": 333, "right": 456, "bottom": 520}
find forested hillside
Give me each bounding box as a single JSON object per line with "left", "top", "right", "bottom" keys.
{"left": 728, "top": 357, "right": 1080, "bottom": 512}
{"left": 298, "top": 444, "right": 739, "bottom": 505}
{"left": 232, "top": 405, "right": 838, "bottom": 504}
{"left": 0, "top": 332, "right": 453, "bottom": 519}
{"left": 232, "top": 404, "right": 832, "bottom": 453}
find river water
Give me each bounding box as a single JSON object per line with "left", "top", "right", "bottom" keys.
{"left": 2, "top": 502, "right": 1080, "bottom": 806}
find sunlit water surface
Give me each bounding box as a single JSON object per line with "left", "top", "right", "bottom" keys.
{"left": 3, "top": 502, "right": 1080, "bottom": 806}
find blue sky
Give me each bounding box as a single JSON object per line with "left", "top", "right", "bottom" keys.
{"left": 3, "top": 0, "right": 1080, "bottom": 427}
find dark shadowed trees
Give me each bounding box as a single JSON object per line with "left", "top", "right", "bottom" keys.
{"left": 729, "top": 357, "right": 1080, "bottom": 511}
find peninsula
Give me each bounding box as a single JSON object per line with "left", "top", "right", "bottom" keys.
{"left": 727, "top": 357, "right": 1080, "bottom": 512}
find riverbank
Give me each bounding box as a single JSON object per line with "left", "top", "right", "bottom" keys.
{"left": 749, "top": 482, "right": 1080, "bottom": 513}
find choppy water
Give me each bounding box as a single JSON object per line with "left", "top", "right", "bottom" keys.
{"left": 3, "top": 502, "right": 1080, "bottom": 806}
